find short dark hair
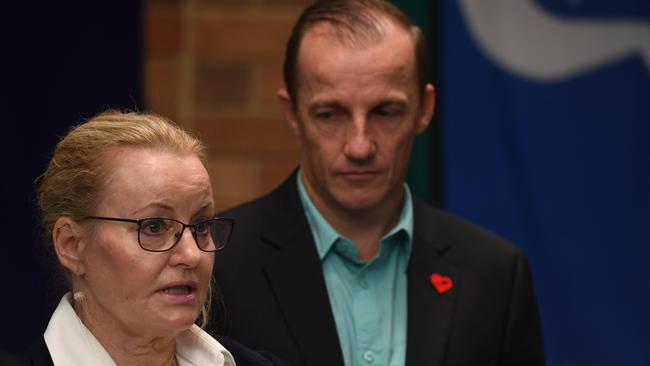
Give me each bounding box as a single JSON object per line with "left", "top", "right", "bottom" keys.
{"left": 283, "top": 0, "right": 429, "bottom": 104}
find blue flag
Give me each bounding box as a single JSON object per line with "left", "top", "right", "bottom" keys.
{"left": 441, "top": 0, "right": 650, "bottom": 364}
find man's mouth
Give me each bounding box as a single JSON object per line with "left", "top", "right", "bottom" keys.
{"left": 341, "top": 169, "right": 380, "bottom": 175}
{"left": 339, "top": 170, "right": 381, "bottom": 180}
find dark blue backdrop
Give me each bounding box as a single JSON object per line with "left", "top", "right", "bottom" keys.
{"left": 1, "top": 1, "right": 142, "bottom": 351}
{"left": 441, "top": 0, "right": 649, "bottom": 364}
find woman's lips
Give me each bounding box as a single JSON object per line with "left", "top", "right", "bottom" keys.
{"left": 158, "top": 282, "right": 197, "bottom": 302}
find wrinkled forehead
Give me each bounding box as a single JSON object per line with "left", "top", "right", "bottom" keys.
{"left": 296, "top": 22, "right": 418, "bottom": 88}
{"left": 95, "top": 147, "right": 211, "bottom": 204}
{"left": 302, "top": 14, "right": 409, "bottom": 51}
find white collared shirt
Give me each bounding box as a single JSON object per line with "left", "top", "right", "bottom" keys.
{"left": 44, "top": 293, "right": 235, "bottom": 366}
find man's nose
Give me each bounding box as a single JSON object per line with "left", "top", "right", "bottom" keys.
{"left": 343, "top": 116, "right": 376, "bottom": 162}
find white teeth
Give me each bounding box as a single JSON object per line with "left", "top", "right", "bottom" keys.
{"left": 163, "top": 286, "right": 192, "bottom": 295}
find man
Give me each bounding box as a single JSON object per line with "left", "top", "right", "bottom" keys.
{"left": 210, "top": 1, "right": 545, "bottom": 365}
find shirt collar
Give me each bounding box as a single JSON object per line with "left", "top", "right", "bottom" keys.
{"left": 44, "top": 293, "right": 235, "bottom": 366}
{"left": 296, "top": 169, "right": 414, "bottom": 261}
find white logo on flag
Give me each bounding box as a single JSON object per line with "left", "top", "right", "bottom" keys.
{"left": 458, "top": 0, "right": 650, "bottom": 82}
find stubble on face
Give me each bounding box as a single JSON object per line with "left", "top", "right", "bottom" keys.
{"left": 292, "top": 21, "right": 424, "bottom": 227}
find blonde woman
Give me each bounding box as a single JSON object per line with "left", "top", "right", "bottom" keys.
{"left": 3, "top": 111, "right": 285, "bottom": 366}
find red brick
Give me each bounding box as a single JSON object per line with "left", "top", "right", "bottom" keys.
{"left": 251, "top": 61, "right": 285, "bottom": 112}
{"left": 262, "top": 0, "right": 313, "bottom": 7}
{"left": 196, "top": 116, "right": 300, "bottom": 154}
{"left": 145, "top": 0, "right": 311, "bottom": 209}
{"left": 259, "top": 157, "right": 300, "bottom": 194}
{"left": 145, "top": 13, "right": 184, "bottom": 56}
{"left": 145, "top": 58, "right": 183, "bottom": 102}
{"left": 145, "top": 99, "right": 182, "bottom": 127}
{"left": 193, "top": 16, "right": 293, "bottom": 60}
{"left": 209, "top": 158, "right": 260, "bottom": 210}
{"left": 197, "top": 0, "right": 255, "bottom": 8}
{"left": 194, "top": 61, "right": 251, "bottom": 105}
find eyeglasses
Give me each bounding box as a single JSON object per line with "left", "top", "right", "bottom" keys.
{"left": 86, "top": 216, "right": 235, "bottom": 252}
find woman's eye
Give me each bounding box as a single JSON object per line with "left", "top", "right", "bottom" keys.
{"left": 141, "top": 219, "right": 168, "bottom": 235}
{"left": 194, "top": 221, "right": 210, "bottom": 235}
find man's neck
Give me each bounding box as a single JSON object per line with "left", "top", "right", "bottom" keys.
{"left": 303, "top": 183, "right": 404, "bottom": 262}
{"left": 331, "top": 205, "right": 401, "bottom": 262}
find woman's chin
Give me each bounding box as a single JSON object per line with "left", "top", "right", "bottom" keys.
{"left": 156, "top": 309, "right": 201, "bottom": 333}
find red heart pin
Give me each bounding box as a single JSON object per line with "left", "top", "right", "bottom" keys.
{"left": 430, "top": 273, "right": 453, "bottom": 294}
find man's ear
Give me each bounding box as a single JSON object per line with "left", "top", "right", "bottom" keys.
{"left": 52, "top": 217, "right": 87, "bottom": 276}
{"left": 278, "top": 88, "right": 301, "bottom": 136}
{"left": 416, "top": 83, "right": 436, "bottom": 134}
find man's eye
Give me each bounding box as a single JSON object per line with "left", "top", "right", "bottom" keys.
{"left": 314, "top": 111, "right": 335, "bottom": 120}
{"left": 375, "top": 107, "right": 402, "bottom": 118}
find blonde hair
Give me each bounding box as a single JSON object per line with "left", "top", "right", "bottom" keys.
{"left": 36, "top": 110, "right": 214, "bottom": 327}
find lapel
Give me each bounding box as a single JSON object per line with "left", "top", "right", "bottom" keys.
{"left": 30, "top": 338, "right": 55, "bottom": 366}
{"left": 260, "top": 172, "right": 344, "bottom": 366}
{"left": 405, "top": 199, "right": 459, "bottom": 366}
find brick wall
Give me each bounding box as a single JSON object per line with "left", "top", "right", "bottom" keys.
{"left": 145, "top": 0, "right": 312, "bottom": 211}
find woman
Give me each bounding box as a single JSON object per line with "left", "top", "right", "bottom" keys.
{"left": 6, "top": 111, "right": 281, "bottom": 365}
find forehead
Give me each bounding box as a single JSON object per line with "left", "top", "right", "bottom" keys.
{"left": 295, "top": 22, "right": 418, "bottom": 101}
{"left": 97, "top": 147, "right": 211, "bottom": 211}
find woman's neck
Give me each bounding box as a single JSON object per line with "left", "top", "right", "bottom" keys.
{"left": 74, "top": 300, "right": 178, "bottom": 366}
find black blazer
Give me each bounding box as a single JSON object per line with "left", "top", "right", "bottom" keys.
{"left": 211, "top": 171, "right": 545, "bottom": 366}
{"left": 0, "top": 340, "right": 52, "bottom": 366}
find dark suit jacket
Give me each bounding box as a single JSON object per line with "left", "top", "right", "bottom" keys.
{"left": 211, "top": 172, "right": 545, "bottom": 366}
{"left": 0, "top": 340, "right": 53, "bottom": 366}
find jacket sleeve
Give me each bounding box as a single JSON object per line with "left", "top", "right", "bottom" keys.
{"left": 216, "top": 335, "right": 291, "bottom": 366}
{"left": 501, "top": 250, "right": 546, "bottom": 365}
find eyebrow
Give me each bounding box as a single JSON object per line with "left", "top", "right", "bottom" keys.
{"left": 133, "top": 202, "right": 174, "bottom": 215}
{"left": 308, "top": 98, "right": 409, "bottom": 112}
{"left": 375, "top": 98, "right": 409, "bottom": 108}
{"left": 132, "top": 201, "right": 214, "bottom": 217}
{"left": 193, "top": 202, "right": 215, "bottom": 216}
{"left": 308, "top": 100, "right": 346, "bottom": 112}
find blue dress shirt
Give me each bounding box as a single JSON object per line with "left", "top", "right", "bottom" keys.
{"left": 297, "top": 171, "right": 413, "bottom": 366}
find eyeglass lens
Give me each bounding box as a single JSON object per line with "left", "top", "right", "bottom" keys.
{"left": 138, "top": 218, "right": 232, "bottom": 252}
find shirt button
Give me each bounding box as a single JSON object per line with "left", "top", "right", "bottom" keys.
{"left": 363, "top": 350, "right": 374, "bottom": 363}
{"left": 359, "top": 278, "right": 368, "bottom": 289}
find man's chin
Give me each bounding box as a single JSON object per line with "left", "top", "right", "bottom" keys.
{"left": 335, "top": 192, "right": 385, "bottom": 213}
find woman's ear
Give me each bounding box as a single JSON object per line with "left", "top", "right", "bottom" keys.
{"left": 52, "top": 217, "right": 87, "bottom": 276}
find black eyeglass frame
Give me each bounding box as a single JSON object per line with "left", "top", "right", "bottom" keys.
{"left": 85, "top": 216, "right": 235, "bottom": 252}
